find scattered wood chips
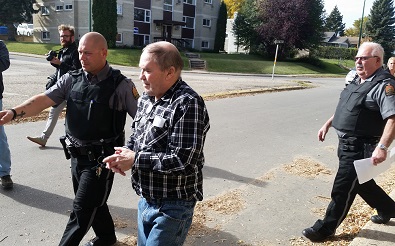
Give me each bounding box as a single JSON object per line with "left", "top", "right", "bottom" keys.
{"left": 283, "top": 155, "right": 332, "bottom": 177}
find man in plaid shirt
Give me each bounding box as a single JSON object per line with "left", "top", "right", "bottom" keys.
{"left": 104, "top": 41, "right": 210, "bottom": 246}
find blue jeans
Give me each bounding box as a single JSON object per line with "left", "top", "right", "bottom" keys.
{"left": 0, "top": 99, "right": 11, "bottom": 177}
{"left": 137, "top": 197, "right": 196, "bottom": 246}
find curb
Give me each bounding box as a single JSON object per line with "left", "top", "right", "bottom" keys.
{"left": 349, "top": 189, "right": 395, "bottom": 246}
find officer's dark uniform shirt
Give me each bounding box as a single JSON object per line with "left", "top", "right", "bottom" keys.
{"left": 44, "top": 62, "right": 138, "bottom": 143}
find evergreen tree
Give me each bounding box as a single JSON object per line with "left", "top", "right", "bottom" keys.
{"left": 325, "top": 5, "right": 346, "bottom": 36}
{"left": 232, "top": 0, "right": 260, "bottom": 53}
{"left": 92, "top": 0, "right": 117, "bottom": 48}
{"left": 214, "top": 1, "right": 228, "bottom": 52}
{"left": 366, "top": 0, "right": 395, "bottom": 61}
{"left": 0, "top": 0, "right": 38, "bottom": 41}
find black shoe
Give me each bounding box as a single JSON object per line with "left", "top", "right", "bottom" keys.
{"left": 371, "top": 214, "right": 391, "bottom": 224}
{"left": 83, "top": 237, "right": 117, "bottom": 246}
{"left": 302, "top": 227, "right": 331, "bottom": 242}
{"left": 1, "top": 175, "right": 13, "bottom": 189}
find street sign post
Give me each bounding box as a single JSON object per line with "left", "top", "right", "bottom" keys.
{"left": 272, "top": 40, "right": 284, "bottom": 80}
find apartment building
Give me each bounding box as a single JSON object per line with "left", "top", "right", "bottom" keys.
{"left": 32, "top": 0, "right": 220, "bottom": 50}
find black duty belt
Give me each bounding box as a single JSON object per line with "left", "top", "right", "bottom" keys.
{"left": 339, "top": 136, "right": 379, "bottom": 151}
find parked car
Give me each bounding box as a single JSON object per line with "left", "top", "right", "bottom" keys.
{"left": 345, "top": 67, "right": 357, "bottom": 86}
{"left": 17, "top": 23, "right": 33, "bottom": 36}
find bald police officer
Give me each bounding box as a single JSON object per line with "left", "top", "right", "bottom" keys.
{"left": 0, "top": 32, "right": 139, "bottom": 246}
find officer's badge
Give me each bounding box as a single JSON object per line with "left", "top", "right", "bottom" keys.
{"left": 385, "top": 84, "right": 395, "bottom": 96}
{"left": 132, "top": 86, "right": 140, "bottom": 100}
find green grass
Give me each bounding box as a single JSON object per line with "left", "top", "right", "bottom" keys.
{"left": 4, "top": 41, "right": 352, "bottom": 75}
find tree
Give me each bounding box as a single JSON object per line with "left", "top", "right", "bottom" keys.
{"left": 366, "top": 0, "right": 395, "bottom": 61}
{"left": 232, "top": 0, "right": 260, "bottom": 53}
{"left": 257, "top": 0, "right": 325, "bottom": 58}
{"left": 344, "top": 17, "right": 369, "bottom": 37}
{"left": 325, "top": 5, "right": 346, "bottom": 36}
{"left": 214, "top": 1, "right": 228, "bottom": 52}
{"left": 0, "top": 0, "right": 38, "bottom": 41}
{"left": 92, "top": 0, "right": 117, "bottom": 48}
{"left": 223, "top": 0, "right": 245, "bottom": 18}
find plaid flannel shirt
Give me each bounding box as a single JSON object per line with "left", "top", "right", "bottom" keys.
{"left": 127, "top": 79, "right": 210, "bottom": 201}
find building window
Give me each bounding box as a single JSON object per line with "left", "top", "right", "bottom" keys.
{"left": 42, "top": 31, "right": 50, "bottom": 40}
{"left": 56, "top": 5, "right": 63, "bottom": 11}
{"left": 116, "top": 33, "right": 123, "bottom": 43}
{"left": 134, "top": 8, "right": 151, "bottom": 23}
{"left": 41, "top": 6, "right": 50, "bottom": 15}
{"left": 134, "top": 34, "right": 150, "bottom": 46}
{"left": 203, "top": 19, "right": 211, "bottom": 27}
{"left": 164, "top": 0, "right": 172, "bottom": 12}
{"left": 183, "top": 16, "right": 194, "bottom": 29}
{"left": 204, "top": 0, "right": 212, "bottom": 3}
{"left": 117, "top": 4, "right": 123, "bottom": 16}
{"left": 183, "top": 0, "right": 195, "bottom": 4}
{"left": 144, "top": 35, "right": 150, "bottom": 45}
{"left": 201, "top": 41, "right": 209, "bottom": 49}
{"left": 65, "top": 4, "right": 73, "bottom": 10}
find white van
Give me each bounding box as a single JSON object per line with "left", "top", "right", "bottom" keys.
{"left": 17, "top": 23, "right": 34, "bottom": 36}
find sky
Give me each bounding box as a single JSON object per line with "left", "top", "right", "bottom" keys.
{"left": 323, "top": 0, "right": 375, "bottom": 29}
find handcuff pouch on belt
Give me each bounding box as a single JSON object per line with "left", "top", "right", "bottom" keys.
{"left": 339, "top": 136, "right": 379, "bottom": 152}
{"left": 59, "top": 135, "right": 115, "bottom": 162}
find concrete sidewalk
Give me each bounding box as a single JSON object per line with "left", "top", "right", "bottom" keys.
{"left": 349, "top": 189, "right": 395, "bottom": 246}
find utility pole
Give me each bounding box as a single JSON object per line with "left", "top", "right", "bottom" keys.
{"left": 358, "top": 0, "right": 366, "bottom": 48}
{"left": 89, "top": 0, "right": 92, "bottom": 32}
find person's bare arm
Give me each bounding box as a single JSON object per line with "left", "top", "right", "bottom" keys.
{"left": 318, "top": 115, "right": 334, "bottom": 142}
{"left": 0, "top": 93, "right": 56, "bottom": 125}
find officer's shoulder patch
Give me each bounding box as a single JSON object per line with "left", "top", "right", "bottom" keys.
{"left": 385, "top": 83, "right": 395, "bottom": 96}
{"left": 132, "top": 86, "right": 140, "bottom": 100}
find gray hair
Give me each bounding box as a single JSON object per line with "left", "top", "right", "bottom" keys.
{"left": 359, "top": 42, "right": 384, "bottom": 66}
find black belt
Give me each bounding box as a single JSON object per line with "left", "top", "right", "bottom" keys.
{"left": 67, "top": 145, "right": 109, "bottom": 162}
{"left": 339, "top": 136, "right": 379, "bottom": 151}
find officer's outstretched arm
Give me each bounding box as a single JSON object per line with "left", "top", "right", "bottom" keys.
{"left": 0, "top": 93, "right": 56, "bottom": 124}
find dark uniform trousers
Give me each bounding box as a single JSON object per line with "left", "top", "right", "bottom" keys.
{"left": 312, "top": 136, "right": 395, "bottom": 236}
{"left": 59, "top": 155, "right": 116, "bottom": 245}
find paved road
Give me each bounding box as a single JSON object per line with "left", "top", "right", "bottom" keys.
{"left": 1, "top": 54, "right": 393, "bottom": 245}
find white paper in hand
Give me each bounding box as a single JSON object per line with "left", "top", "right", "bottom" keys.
{"left": 353, "top": 147, "right": 395, "bottom": 184}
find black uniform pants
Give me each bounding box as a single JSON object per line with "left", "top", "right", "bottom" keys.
{"left": 312, "top": 137, "right": 395, "bottom": 236}
{"left": 59, "top": 156, "right": 116, "bottom": 246}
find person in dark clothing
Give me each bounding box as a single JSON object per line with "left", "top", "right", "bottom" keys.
{"left": 0, "top": 40, "right": 12, "bottom": 189}
{"left": 0, "top": 32, "right": 139, "bottom": 246}
{"left": 27, "top": 24, "right": 81, "bottom": 147}
{"left": 302, "top": 42, "right": 395, "bottom": 242}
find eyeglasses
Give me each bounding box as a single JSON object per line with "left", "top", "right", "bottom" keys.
{"left": 60, "top": 35, "right": 71, "bottom": 38}
{"left": 354, "top": 56, "right": 378, "bottom": 61}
